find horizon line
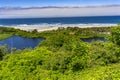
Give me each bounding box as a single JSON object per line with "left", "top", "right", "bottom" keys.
{"left": 1, "top": 4, "right": 120, "bottom": 8}
{"left": 1, "top": 15, "right": 120, "bottom": 19}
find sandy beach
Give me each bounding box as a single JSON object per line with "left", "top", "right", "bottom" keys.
{"left": 12, "top": 23, "right": 117, "bottom": 32}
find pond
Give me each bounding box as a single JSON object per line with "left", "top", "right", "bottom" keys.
{"left": 81, "top": 37, "right": 108, "bottom": 43}
{"left": 0, "top": 36, "right": 44, "bottom": 50}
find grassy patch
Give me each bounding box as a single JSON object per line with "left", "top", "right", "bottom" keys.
{"left": 0, "top": 34, "right": 12, "bottom": 40}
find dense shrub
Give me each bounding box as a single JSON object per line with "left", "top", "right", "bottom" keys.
{"left": 110, "top": 26, "right": 120, "bottom": 45}
{"left": 0, "top": 45, "right": 9, "bottom": 60}
{"left": 90, "top": 41, "right": 120, "bottom": 66}
{"left": 0, "top": 47, "right": 52, "bottom": 80}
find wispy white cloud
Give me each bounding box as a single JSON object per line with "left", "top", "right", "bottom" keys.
{"left": 0, "top": 6, "right": 120, "bottom": 18}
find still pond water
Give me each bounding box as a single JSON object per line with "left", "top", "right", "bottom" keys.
{"left": 0, "top": 36, "right": 108, "bottom": 50}
{"left": 81, "top": 37, "right": 108, "bottom": 43}
{"left": 0, "top": 36, "right": 44, "bottom": 50}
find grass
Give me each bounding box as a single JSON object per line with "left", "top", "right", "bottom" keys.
{"left": 0, "top": 34, "right": 12, "bottom": 40}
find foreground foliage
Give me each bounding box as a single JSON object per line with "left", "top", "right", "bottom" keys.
{"left": 0, "top": 26, "right": 120, "bottom": 80}
{"left": 0, "top": 44, "right": 120, "bottom": 80}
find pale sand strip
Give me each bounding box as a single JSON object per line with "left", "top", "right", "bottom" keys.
{"left": 14, "top": 26, "right": 58, "bottom": 32}
{"left": 13, "top": 24, "right": 117, "bottom": 32}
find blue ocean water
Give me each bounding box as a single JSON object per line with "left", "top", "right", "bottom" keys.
{"left": 0, "top": 16, "right": 120, "bottom": 26}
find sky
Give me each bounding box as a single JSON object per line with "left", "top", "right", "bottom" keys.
{"left": 1, "top": 6, "right": 120, "bottom": 18}
{"left": 0, "top": 0, "right": 120, "bottom": 18}
{"left": 0, "top": 0, "right": 120, "bottom": 7}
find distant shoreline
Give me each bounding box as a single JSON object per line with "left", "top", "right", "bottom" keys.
{"left": 0, "top": 16, "right": 119, "bottom": 32}
{"left": 12, "top": 24, "right": 117, "bottom": 32}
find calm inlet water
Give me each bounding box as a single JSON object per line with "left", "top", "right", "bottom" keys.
{"left": 81, "top": 37, "right": 108, "bottom": 43}
{"left": 0, "top": 36, "right": 44, "bottom": 50}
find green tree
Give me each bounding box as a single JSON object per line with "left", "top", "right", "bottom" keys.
{"left": 0, "top": 45, "right": 9, "bottom": 60}
{"left": 32, "top": 29, "right": 38, "bottom": 33}
{"left": 110, "top": 26, "right": 120, "bottom": 45}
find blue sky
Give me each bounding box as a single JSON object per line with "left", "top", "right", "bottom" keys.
{"left": 0, "top": 0, "right": 120, "bottom": 7}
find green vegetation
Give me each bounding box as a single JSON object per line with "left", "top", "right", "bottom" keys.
{"left": 0, "top": 26, "right": 120, "bottom": 80}
{"left": 0, "top": 26, "right": 110, "bottom": 39}
{"left": 0, "top": 27, "right": 44, "bottom": 39}
{"left": 0, "top": 45, "right": 8, "bottom": 60}
{"left": 0, "top": 34, "right": 12, "bottom": 40}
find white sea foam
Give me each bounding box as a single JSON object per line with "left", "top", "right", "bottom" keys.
{"left": 9, "top": 23, "right": 117, "bottom": 27}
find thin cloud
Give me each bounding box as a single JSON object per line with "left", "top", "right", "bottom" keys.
{"left": 0, "top": 6, "right": 120, "bottom": 18}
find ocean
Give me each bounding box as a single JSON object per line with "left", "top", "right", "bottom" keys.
{"left": 0, "top": 16, "right": 120, "bottom": 27}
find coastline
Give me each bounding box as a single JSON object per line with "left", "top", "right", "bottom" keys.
{"left": 12, "top": 24, "right": 117, "bottom": 32}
